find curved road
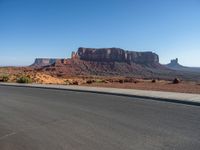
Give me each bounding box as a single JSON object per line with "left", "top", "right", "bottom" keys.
{"left": 0, "top": 86, "right": 200, "bottom": 150}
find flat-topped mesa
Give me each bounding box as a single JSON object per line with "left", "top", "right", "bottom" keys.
{"left": 31, "top": 58, "right": 57, "bottom": 67}
{"left": 74, "top": 47, "right": 159, "bottom": 64}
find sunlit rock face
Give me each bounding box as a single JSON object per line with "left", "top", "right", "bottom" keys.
{"left": 77, "top": 47, "right": 159, "bottom": 64}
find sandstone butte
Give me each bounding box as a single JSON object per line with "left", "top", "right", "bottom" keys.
{"left": 30, "top": 47, "right": 174, "bottom": 78}
{"left": 32, "top": 47, "right": 159, "bottom": 67}
{"left": 2, "top": 48, "right": 200, "bottom": 94}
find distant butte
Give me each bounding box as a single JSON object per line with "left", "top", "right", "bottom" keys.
{"left": 72, "top": 47, "right": 159, "bottom": 64}
{"left": 32, "top": 47, "right": 160, "bottom": 67}
{"left": 30, "top": 47, "right": 171, "bottom": 78}
{"left": 166, "top": 58, "right": 200, "bottom": 73}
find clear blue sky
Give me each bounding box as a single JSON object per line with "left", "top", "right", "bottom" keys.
{"left": 0, "top": 0, "right": 200, "bottom": 66}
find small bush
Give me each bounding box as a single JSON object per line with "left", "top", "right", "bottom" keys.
{"left": 64, "top": 80, "right": 71, "bottom": 85}
{"left": 102, "top": 80, "right": 109, "bottom": 83}
{"left": 86, "top": 80, "right": 93, "bottom": 84}
{"left": 152, "top": 79, "right": 156, "bottom": 83}
{"left": 173, "top": 78, "right": 180, "bottom": 84}
{"left": 133, "top": 80, "right": 139, "bottom": 84}
{"left": 94, "top": 79, "right": 104, "bottom": 83}
{"left": 0, "top": 75, "right": 9, "bottom": 82}
{"left": 17, "top": 76, "right": 32, "bottom": 84}
{"left": 119, "top": 79, "right": 124, "bottom": 84}
{"left": 72, "top": 81, "right": 79, "bottom": 85}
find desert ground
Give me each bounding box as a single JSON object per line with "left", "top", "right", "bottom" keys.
{"left": 0, "top": 67, "right": 200, "bottom": 94}
{"left": 83, "top": 80, "right": 200, "bottom": 94}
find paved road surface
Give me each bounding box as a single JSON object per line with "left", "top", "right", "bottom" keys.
{"left": 0, "top": 86, "right": 200, "bottom": 150}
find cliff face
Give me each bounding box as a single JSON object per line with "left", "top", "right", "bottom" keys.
{"left": 76, "top": 47, "right": 159, "bottom": 64}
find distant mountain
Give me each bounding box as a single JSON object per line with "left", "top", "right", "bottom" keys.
{"left": 166, "top": 58, "right": 200, "bottom": 73}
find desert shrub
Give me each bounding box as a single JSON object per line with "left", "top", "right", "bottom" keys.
{"left": 119, "top": 79, "right": 124, "bottom": 84}
{"left": 134, "top": 80, "right": 139, "bottom": 84}
{"left": 86, "top": 80, "right": 93, "bottom": 84}
{"left": 107, "top": 79, "right": 114, "bottom": 83}
{"left": 173, "top": 78, "right": 180, "bottom": 84}
{"left": 102, "top": 80, "right": 109, "bottom": 83}
{"left": 86, "top": 79, "right": 99, "bottom": 84}
{"left": 72, "top": 81, "right": 79, "bottom": 85}
{"left": 17, "top": 76, "right": 32, "bottom": 84}
{"left": 0, "top": 75, "right": 9, "bottom": 82}
{"left": 152, "top": 79, "right": 156, "bottom": 83}
{"left": 124, "top": 78, "right": 129, "bottom": 83}
{"left": 94, "top": 79, "right": 104, "bottom": 83}
{"left": 64, "top": 80, "right": 70, "bottom": 85}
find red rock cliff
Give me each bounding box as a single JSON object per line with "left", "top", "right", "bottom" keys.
{"left": 75, "top": 47, "right": 159, "bottom": 64}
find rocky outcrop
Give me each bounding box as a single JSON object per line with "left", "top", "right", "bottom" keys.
{"left": 166, "top": 58, "right": 181, "bottom": 68}
{"left": 166, "top": 58, "right": 200, "bottom": 73}
{"left": 74, "top": 47, "right": 159, "bottom": 64}
{"left": 31, "top": 58, "right": 57, "bottom": 67}
{"left": 33, "top": 48, "right": 159, "bottom": 67}
{"left": 31, "top": 47, "right": 167, "bottom": 78}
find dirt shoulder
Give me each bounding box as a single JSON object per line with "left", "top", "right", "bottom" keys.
{"left": 82, "top": 80, "right": 200, "bottom": 94}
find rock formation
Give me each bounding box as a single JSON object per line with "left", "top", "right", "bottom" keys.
{"left": 32, "top": 47, "right": 170, "bottom": 78}
{"left": 73, "top": 47, "right": 159, "bottom": 64}
{"left": 31, "top": 58, "right": 57, "bottom": 67}
{"left": 33, "top": 48, "right": 159, "bottom": 68}
{"left": 166, "top": 58, "right": 200, "bottom": 73}
{"left": 166, "top": 58, "right": 180, "bottom": 68}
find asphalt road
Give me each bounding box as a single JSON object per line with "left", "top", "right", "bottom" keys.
{"left": 0, "top": 86, "right": 200, "bottom": 150}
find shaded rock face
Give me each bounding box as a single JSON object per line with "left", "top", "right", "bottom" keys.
{"left": 31, "top": 58, "right": 57, "bottom": 67}
{"left": 76, "top": 47, "right": 159, "bottom": 64}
